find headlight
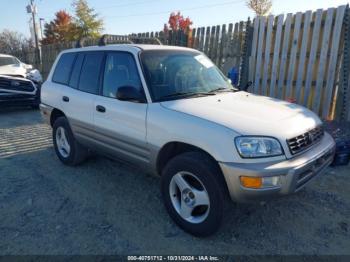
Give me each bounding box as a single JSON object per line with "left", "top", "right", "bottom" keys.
{"left": 235, "top": 136, "right": 283, "bottom": 158}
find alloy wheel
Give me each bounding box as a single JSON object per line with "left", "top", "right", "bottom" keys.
{"left": 169, "top": 171, "right": 210, "bottom": 224}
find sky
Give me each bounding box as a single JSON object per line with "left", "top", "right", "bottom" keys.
{"left": 0, "top": 0, "right": 349, "bottom": 38}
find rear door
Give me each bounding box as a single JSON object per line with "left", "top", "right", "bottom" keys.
{"left": 60, "top": 51, "right": 104, "bottom": 144}
{"left": 44, "top": 52, "right": 77, "bottom": 111}
{"left": 93, "top": 51, "right": 149, "bottom": 165}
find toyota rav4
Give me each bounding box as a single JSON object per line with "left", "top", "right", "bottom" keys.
{"left": 40, "top": 44, "right": 335, "bottom": 236}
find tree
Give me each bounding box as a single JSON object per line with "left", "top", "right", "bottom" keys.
{"left": 42, "top": 22, "right": 56, "bottom": 45}
{"left": 164, "top": 11, "right": 193, "bottom": 34}
{"left": 246, "top": 0, "right": 272, "bottom": 16}
{"left": 0, "top": 30, "right": 32, "bottom": 53}
{"left": 41, "top": 10, "right": 77, "bottom": 45}
{"left": 73, "top": 0, "right": 103, "bottom": 39}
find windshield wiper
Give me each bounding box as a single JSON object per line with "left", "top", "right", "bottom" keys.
{"left": 159, "top": 91, "right": 216, "bottom": 101}
{"left": 208, "top": 87, "right": 239, "bottom": 93}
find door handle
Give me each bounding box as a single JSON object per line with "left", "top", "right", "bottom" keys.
{"left": 96, "top": 105, "right": 106, "bottom": 113}
{"left": 62, "top": 96, "right": 69, "bottom": 102}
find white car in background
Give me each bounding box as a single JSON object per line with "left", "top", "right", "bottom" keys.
{"left": 0, "top": 54, "right": 42, "bottom": 108}
{"left": 0, "top": 54, "right": 42, "bottom": 83}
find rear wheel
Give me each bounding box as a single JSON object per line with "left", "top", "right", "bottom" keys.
{"left": 161, "top": 151, "right": 226, "bottom": 237}
{"left": 52, "top": 117, "right": 88, "bottom": 166}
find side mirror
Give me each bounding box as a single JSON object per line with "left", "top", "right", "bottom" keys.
{"left": 116, "top": 85, "right": 147, "bottom": 103}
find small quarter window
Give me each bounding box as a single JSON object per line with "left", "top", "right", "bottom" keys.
{"left": 52, "top": 53, "right": 76, "bottom": 85}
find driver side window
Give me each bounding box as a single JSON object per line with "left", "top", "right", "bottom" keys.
{"left": 102, "top": 52, "right": 142, "bottom": 98}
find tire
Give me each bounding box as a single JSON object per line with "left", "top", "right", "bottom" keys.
{"left": 161, "top": 151, "right": 226, "bottom": 237}
{"left": 52, "top": 117, "right": 88, "bottom": 166}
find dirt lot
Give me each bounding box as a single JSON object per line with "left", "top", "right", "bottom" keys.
{"left": 0, "top": 109, "right": 349, "bottom": 255}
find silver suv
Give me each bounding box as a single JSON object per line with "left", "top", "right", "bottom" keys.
{"left": 40, "top": 44, "right": 335, "bottom": 236}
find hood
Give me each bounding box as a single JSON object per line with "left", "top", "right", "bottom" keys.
{"left": 160, "top": 91, "right": 322, "bottom": 139}
{"left": 0, "top": 64, "right": 26, "bottom": 77}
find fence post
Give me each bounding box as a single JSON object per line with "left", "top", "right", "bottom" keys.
{"left": 168, "top": 30, "right": 173, "bottom": 45}
{"left": 159, "top": 31, "right": 165, "bottom": 45}
{"left": 239, "top": 17, "right": 253, "bottom": 89}
{"left": 336, "top": 6, "right": 350, "bottom": 121}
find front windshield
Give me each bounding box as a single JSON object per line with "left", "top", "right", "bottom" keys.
{"left": 140, "top": 50, "right": 233, "bottom": 101}
{"left": 0, "top": 56, "right": 19, "bottom": 66}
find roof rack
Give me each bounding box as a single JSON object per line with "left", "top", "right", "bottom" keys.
{"left": 128, "top": 36, "right": 162, "bottom": 45}
{"left": 75, "top": 34, "right": 163, "bottom": 48}
{"left": 98, "top": 34, "right": 134, "bottom": 46}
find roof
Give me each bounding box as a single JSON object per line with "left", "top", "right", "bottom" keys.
{"left": 132, "top": 44, "right": 194, "bottom": 51}
{"left": 61, "top": 44, "right": 196, "bottom": 54}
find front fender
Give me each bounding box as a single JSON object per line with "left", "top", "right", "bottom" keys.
{"left": 146, "top": 103, "right": 241, "bottom": 169}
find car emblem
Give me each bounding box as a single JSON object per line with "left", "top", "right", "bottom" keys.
{"left": 11, "top": 80, "right": 20, "bottom": 87}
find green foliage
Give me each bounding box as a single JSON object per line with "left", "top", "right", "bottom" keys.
{"left": 41, "top": 0, "right": 104, "bottom": 45}
{"left": 72, "top": 0, "right": 104, "bottom": 39}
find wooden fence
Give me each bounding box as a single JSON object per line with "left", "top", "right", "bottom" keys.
{"left": 189, "top": 22, "right": 248, "bottom": 74}
{"left": 247, "top": 5, "right": 348, "bottom": 120}
{"left": 8, "top": 5, "right": 350, "bottom": 121}
{"left": 134, "top": 21, "right": 248, "bottom": 74}
{"left": 11, "top": 20, "right": 248, "bottom": 82}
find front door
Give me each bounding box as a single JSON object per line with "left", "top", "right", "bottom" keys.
{"left": 93, "top": 51, "right": 149, "bottom": 165}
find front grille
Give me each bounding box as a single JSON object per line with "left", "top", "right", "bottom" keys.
{"left": 0, "top": 77, "right": 35, "bottom": 92}
{"left": 287, "top": 126, "right": 324, "bottom": 155}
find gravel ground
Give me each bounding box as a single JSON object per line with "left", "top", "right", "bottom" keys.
{"left": 0, "top": 109, "right": 349, "bottom": 255}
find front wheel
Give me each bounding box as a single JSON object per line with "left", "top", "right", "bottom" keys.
{"left": 161, "top": 152, "right": 226, "bottom": 237}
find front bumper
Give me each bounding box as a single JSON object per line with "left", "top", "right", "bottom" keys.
{"left": 0, "top": 93, "right": 40, "bottom": 107}
{"left": 219, "top": 132, "right": 336, "bottom": 202}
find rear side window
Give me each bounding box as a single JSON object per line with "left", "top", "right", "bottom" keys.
{"left": 52, "top": 53, "right": 76, "bottom": 85}
{"left": 78, "top": 52, "right": 104, "bottom": 94}
{"left": 69, "top": 53, "right": 85, "bottom": 89}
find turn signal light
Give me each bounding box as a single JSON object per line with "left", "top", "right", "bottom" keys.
{"left": 240, "top": 176, "right": 262, "bottom": 189}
